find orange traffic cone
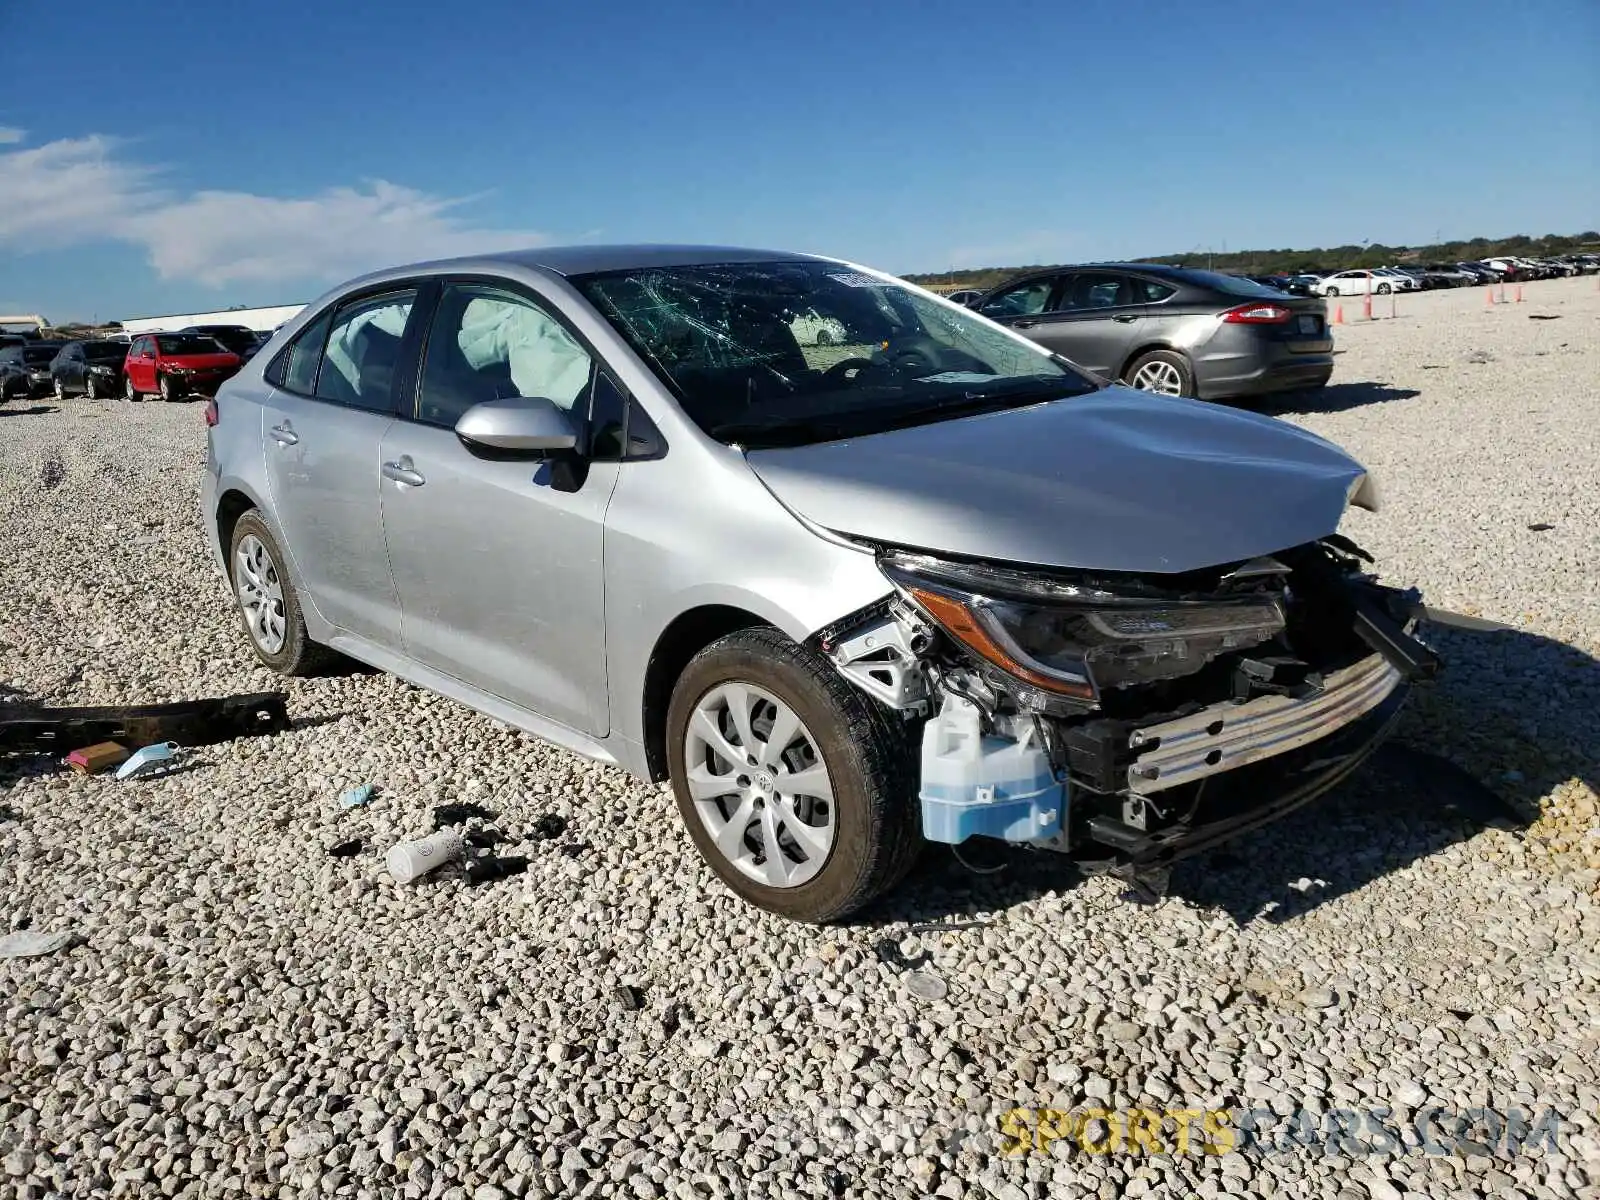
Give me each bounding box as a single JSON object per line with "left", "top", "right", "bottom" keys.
{"left": 1485, "top": 287, "right": 1495, "bottom": 308}
{"left": 1515, "top": 284, "right": 1524, "bottom": 303}
{"left": 1332, "top": 304, "right": 1345, "bottom": 325}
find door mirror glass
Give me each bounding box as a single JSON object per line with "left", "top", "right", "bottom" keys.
{"left": 455, "top": 395, "right": 578, "bottom": 455}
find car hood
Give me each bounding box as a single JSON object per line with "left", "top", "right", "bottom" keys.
{"left": 743, "top": 387, "right": 1369, "bottom": 574}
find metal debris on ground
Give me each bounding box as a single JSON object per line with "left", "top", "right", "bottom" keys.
{"left": 0, "top": 691, "right": 290, "bottom": 755}
{"left": 1527, "top": 522, "right": 1555, "bottom": 532}
{"left": 114, "top": 741, "right": 187, "bottom": 782}
{"left": 327, "top": 838, "right": 364, "bottom": 858}
{"left": 873, "top": 937, "right": 931, "bottom": 971}
{"left": 1527, "top": 314, "right": 1562, "bottom": 320}
{"left": 907, "top": 919, "right": 991, "bottom": 935}
{"left": 66, "top": 741, "right": 130, "bottom": 775}
{"left": 337, "top": 783, "right": 377, "bottom": 810}
{"left": 531, "top": 813, "right": 568, "bottom": 840}
{"left": 0, "top": 929, "right": 77, "bottom": 959}
{"left": 904, "top": 971, "right": 949, "bottom": 1001}
{"left": 432, "top": 802, "right": 496, "bottom": 827}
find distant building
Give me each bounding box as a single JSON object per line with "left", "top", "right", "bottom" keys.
{"left": 119, "top": 303, "right": 306, "bottom": 335}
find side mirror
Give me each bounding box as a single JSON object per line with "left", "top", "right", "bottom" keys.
{"left": 454, "top": 395, "right": 579, "bottom": 456}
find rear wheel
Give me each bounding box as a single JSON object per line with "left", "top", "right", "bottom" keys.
{"left": 1124, "top": 349, "right": 1196, "bottom": 399}
{"left": 666, "top": 627, "right": 920, "bottom": 923}
{"left": 228, "top": 510, "right": 333, "bottom": 676}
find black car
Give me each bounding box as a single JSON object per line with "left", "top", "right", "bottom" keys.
{"left": 49, "top": 340, "right": 131, "bottom": 399}
{"left": 0, "top": 341, "right": 70, "bottom": 400}
{"left": 975, "top": 263, "right": 1333, "bottom": 402}
{"left": 181, "top": 324, "right": 261, "bottom": 362}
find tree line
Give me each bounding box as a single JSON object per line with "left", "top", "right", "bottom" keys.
{"left": 906, "top": 230, "right": 1600, "bottom": 291}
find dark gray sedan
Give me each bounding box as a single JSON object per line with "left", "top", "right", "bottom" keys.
{"left": 975, "top": 263, "right": 1334, "bottom": 401}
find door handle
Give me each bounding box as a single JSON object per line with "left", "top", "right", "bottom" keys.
{"left": 1112, "top": 313, "right": 1139, "bottom": 323}
{"left": 382, "top": 458, "right": 426, "bottom": 487}
{"left": 1012, "top": 318, "right": 1040, "bottom": 329}
{"left": 270, "top": 421, "right": 298, "bottom": 446}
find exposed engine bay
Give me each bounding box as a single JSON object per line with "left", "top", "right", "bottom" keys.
{"left": 814, "top": 536, "right": 1443, "bottom": 887}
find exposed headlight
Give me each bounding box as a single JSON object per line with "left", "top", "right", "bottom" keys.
{"left": 166, "top": 366, "right": 195, "bottom": 374}
{"left": 880, "top": 553, "right": 1286, "bottom": 701}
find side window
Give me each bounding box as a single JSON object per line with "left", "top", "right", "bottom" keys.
{"left": 415, "top": 285, "right": 593, "bottom": 429}
{"left": 1064, "top": 273, "right": 1134, "bottom": 310}
{"left": 1131, "top": 278, "right": 1176, "bottom": 303}
{"left": 316, "top": 290, "right": 418, "bottom": 413}
{"left": 979, "top": 278, "right": 1055, "bottom": 319}
{"left": 270, "top": 309, "right": 333, "bottom": 394}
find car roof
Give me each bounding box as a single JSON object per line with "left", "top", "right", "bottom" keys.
{"left": 403, "top": 243, "right": 826, "bottom": 278}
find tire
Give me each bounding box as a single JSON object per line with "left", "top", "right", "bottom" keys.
{"left": 1376, "top": 283, "right": 1391, "bottom": 295}
{"left": 158, "top": 374, "right": 177, "bottom": 402}
{"left": 1324, "top": 286, "right": 1338, "bottom": 297}
{"left": 84, "top": 374, "right": 99, "bottom": 400}
{"left": 125, "top": 375, "right": 139, "bottom": 402}
{"left": 1123, "top": 348, "right": 1196, "bottom": 399}
{"left": 815, "top": 330, "right": 835, "bottom": 347}
{"left": 227, "top": 510, "right": 335, "bottom": 676}
{"left": 665, "top": 626, "right": 921, "bottom": 923}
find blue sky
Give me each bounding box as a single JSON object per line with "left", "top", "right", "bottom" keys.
{"left": 2, "top": 0, "right": 1595, "bottom": 323}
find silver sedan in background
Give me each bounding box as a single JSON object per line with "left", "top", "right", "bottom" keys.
{"left": 202, "top": 245, "right": 1439, "bottom": 922}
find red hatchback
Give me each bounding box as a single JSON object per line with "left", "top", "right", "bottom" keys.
{"left": 124, "top": 332, "right": 242, "bottom": 401}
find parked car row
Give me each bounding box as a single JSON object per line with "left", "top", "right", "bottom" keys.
{"left": 0, "top": 332, "right": 249, "bottom": 403}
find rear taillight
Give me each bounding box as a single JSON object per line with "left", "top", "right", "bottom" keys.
{"left": 204, "top": 397, "right": 219, "bottom": 426}
{"left": 1222, "top": 302, "right": 1293, "bottom": 324}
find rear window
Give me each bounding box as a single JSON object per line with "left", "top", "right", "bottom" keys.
{"left": 1180, "top": 271, "right": 1289, "bottom": 298}
{"left": 156, "top": 334, "right": 226, "bottom": 354}
{"left": 85, "top": 342, "right": 126, "bottom": 360}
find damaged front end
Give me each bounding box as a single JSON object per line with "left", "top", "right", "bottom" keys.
{"left": 815, "top": 537, "right": 1440, "bottom": 887}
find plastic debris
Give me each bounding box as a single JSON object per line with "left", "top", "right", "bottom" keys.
{"left": 465, "top": 829, "right": 505, "bottom": 850}
{"left": 328, "top": 838, "right": 364, "bottom": 858}
{"left": 337, "top": 783, "right": 376, "bottom": 810}
{"left": 0, "top": 804, "right": 18, "bottom": 824}
{"left": 873, "top": 937, "right": 931, "bottom": 971}
{"left": 1, "top": 691, "right": 289, "bottom": 755}
{"left": 531, "top": 813, "right": 568, "bottom": 840}
{"left": 114, "top": 741, "right": 186, "bottom": 782}
{"left": 432, "top": 802, "right": 495, "bottom": 828}
{"left": 386, "top": 830, "right": 466, "bottom": 884}
{"left": 904, "top": 971, "right": 949, "bottom": 1001}
{"left": 1527, "top": 523, "right": 1554, "bottom": 532}
{"left": 0, "top": 929, "right": 76, "bottom": 959}
{"left": 66, "top": 741, "right": 131, "bottom": 775}
{"left": 463, "top": 855, "right": 530, "bottom": 885}
{"left": 557, "top": 841, "right": 589, "bottom": 858}
{"left": 613, "top": 984, "right": 646, "bottom": 1011}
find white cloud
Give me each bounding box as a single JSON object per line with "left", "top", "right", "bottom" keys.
{"left": 0, "top": 127, "right": 25, "bottom": 144}
{"left": 0, "top": 135, "right": 160, "bottom": 249}
{"left": 0, "top": 134, "right": 548, "bottom": 288}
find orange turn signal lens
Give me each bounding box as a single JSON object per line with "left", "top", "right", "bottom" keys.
{"left": 908, "top": 587, "right": 1095, "bottom": 700}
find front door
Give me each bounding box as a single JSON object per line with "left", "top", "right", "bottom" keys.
{"left": 260, "top": 288, "right": 420, "bottom": 648}
{"left": 379, "top": 281, "right": 617, "bottom": 736}
{"left": 127, "top": 337, "right": 156, "bottom": 391}
{"left": 1027, "top": 272, "right": 1148, "bottom": 379}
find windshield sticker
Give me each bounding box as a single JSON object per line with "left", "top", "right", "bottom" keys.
{"left": 826, "top": 272, "right": 884, "bottom": 289}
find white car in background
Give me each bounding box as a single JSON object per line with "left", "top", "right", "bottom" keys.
{"left": 788, "top": 309, "right": 850, "bottom": 346}
{"left": 1315, "top": 269, "right": 1414, "bottom": 297}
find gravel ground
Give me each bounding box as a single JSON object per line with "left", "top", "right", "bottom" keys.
{"left": 2, "top": 274, "right": 1597, "bottom": 1199}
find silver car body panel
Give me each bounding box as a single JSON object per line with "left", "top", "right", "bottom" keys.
{"left": 745, "top": 386, "right": 1367, "bottom": 574}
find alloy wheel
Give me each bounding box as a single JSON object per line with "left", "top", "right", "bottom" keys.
{"left": 682, "top": 682, "right": 837, "bottom": 888}
{"left": 125, "top": 376, "right": 136, "bottom": 401}
{"left": 53, "top": 377, "right": 64, "bottom": 400}
{"left": 234, "top": 533, "right": 287, "bottom": 654}
{"left": 1131, "top": 359, "right": 1185, "bottom": 395}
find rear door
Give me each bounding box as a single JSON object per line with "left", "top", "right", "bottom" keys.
{"left": 259, "top": 287, "right": 421, "bottom": 648}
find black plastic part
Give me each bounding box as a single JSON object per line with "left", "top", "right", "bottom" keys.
{"left": 1062, "top": 719, "right": 1136, "bottom": 793}
{"left": 0, "top": 691, "right": 289, "bottom": 754}
{"left": 464, "top": 855, "right": 530, "bottom": 885}
{"left": 1353, "top": 593, "right": 1442, "bottom": 681}
{"left": 328, "top": 839, "right": 364, "bottom": 858}
{"left": 433, "top": 802, "right": 497, "bottom": 828}
{"left": 531, "top": 813, "right": 569, "bottom": 840}
{"left": 613, "top": 985, "right": 646, "bottom": 1011}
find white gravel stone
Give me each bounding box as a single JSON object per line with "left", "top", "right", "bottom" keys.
{"left": 0, "top": 276, "right": 1596, "bottom": 1199}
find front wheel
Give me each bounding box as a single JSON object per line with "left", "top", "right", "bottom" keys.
{"left": 665, "top": 627, "right": 920, "bottom": 923}
{"left": 158, "top": 374, "right": 177, "bottom": 402}
{"left": 84, "top": 374, "right": 100, "bottom": 400}
{"left": 1377, "top": 283, "right": 1391, "bottom": 294}
{"left": 125, "top": 375, "right": 139, "bottom": 402}
{"left": 53, "top": 377, "right": 65, "bottom": 401}
{"left": 1324, "top": 286, "right": 1339, "bottom": 297}
{"left": 1124, "top": 349, "right": 1196, "bottom": 398}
